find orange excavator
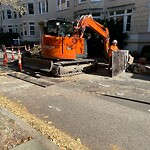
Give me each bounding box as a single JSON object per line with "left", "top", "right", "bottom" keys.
{"left": 23, "top": 14, "right": 110, "bottom": 77}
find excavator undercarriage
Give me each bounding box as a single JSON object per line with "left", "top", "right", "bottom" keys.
{"left": 22, "top": 50, "right": 97, "bottom": 77}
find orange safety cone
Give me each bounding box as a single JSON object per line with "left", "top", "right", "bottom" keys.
{"left": 3, "top": 49, "right": 8, "bottom": 66}
{"left": 11, "top": 47, "right": 15, "bottom": 60}
{"left": 18, "top": 48, "right": 22, "bottom": 71}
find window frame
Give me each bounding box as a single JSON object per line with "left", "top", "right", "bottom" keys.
{"left": 14, "top": 11, "right": 17, "bottom": 18}
{"left": 79, "top": 0, "right": 87, "bottom": 4}
{"left": 15, "top": 25, "right": 18, "bottom": 33}
{"left": 109, "top": 9, "right": 132, "bottom": 32}
{"left": 29, "top": 22, "right": 35, "bottom": 36}
{"left": 91, "top": 0, "right": 101, "bottom": 2}
{"left": 57, "top": 0, "right": 70, "bottom": 11}
{"left": 7, "top": 10, "right": 12, "bottom": 19}
{"left": 39, "top": 0, "right": 48, "bottom": 14}
{"left": 2, "top": 10, "right": 5, "bottom": 20}
{"left": 23, "top": 23, "right": 27, "bottom": 35}
{"left": 28, "top": 3, "right": 34, "bottom": 14}
{"left": 8, "top": 25, "right": 13, "bottom": 33}
{"left": 20, "top": 25, "right": 23, "bottom": 36}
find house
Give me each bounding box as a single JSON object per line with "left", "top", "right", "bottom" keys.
{"left": 0, "top": 0, "right": 150, "bottom": 54}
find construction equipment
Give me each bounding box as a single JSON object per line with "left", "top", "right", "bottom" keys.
{"left": 22, "top": 15, "right": 110, "bottom": 77}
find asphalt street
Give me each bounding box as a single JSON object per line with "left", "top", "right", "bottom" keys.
{"left": 0, "top": 51, "right": 150, "bottom": 150}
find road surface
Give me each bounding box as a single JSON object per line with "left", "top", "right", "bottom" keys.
{"left": 0, "top": 51, "right": 150, "bottom": 150}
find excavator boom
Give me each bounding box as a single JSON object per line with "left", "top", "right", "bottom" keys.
{"left": 76, "top": 15, "right": 110, "bottom": 55}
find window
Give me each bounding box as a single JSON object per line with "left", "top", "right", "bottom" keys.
{"left": 8, "top": 25, "right": 13, "bottom": 33}
{"left": 109, "top": 9, "right": 132, "bottom": 32}
{"left": 91, "top": 0, "right": 101, "bottom": 2}
{"left": 28, "top": 3, "right": 34, "bottom": 14}
{"left": 116, "top": 10, "right": 124, "bottom": 15}
{"left": 74, "top": 0, "right": 77, "bottom": 5}
{"left": 3, "top": 26, "right": 6, "bottom": 32}
{"left": 19, "top": 13, "right": 22, "bottom": 18}
{"left": 2, "top": 10, "right": 5, "bottom": 20}
{"left": 127, "top": 9, "right": 132, "bottom": 13}
{"left": 14, "top": 11, "right": 17, "bottom": 18}
{"left": 67, "top": 0, "right": 69, "bottom": 7}
{"left": 148, "top": 12, "right": 150, "bottom": 32}
{"left": 92, "top": 13, "right": 101, "bottom": 20}
{"left": 23, "top": 23, "right": 27, "bottom": 35}
{"left": 29, "top": 22, "right": 35, "bottom": 35}
{"left": 126, "top": 15, "right": 131, "bottom": 31}
{"left": 15, "top": 25, "right": 18, "bottom": 33}
{"left": 46, "top": 19, "right": 74, "bottom": 36}
{"left": 0, "top": 27, "right": 3, "bottom": 32}
{"left": 7, "top": 10, "right": 12, "bottom": 19}
{"left": 79, "top": 0, "right": 86, "bottom": 3}
{"left": 57, "top": 0, "right": 69, "bottom": 10}
{"left": 39, "top": 0, "right": 48, "bottom": 14}
{"left": 20, "top": 25, "right": 23, "bottom": 35}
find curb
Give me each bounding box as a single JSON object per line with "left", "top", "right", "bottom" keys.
{"left": 0, "top": 107, "right": 59, "bottom": 150}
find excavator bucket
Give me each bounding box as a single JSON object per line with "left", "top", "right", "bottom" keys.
{"left": 112, "top": 50, "right": 129, "bottom": 77}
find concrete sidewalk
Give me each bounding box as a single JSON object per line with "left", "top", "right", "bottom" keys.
{"left": 0, "top": 107, "right": 59, "bottom": 150}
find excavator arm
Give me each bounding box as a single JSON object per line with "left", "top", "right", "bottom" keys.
{"left": 76, "top": 15, "right": 132, "bottom": 77}
{"left": 76, "top": 14, "right": 110, "bottom": 56}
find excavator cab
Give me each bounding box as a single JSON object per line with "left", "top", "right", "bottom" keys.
{"left": 44, "top": 19, "right": 74, "bottom": 37}
{"left": 41, "top": 18, "right": 87, "bottom": 60}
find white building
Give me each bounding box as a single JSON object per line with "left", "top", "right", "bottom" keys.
{"left": 0, "top": 0, "right": 150, "bottom": 54}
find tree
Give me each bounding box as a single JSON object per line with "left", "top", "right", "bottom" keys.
{"left": 0, "top": 0, "right": 26, "bottom": 14}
